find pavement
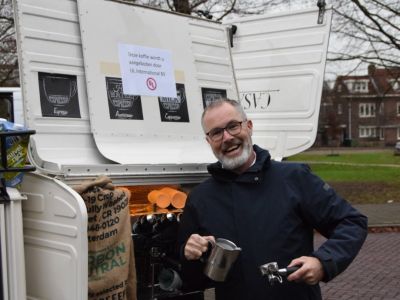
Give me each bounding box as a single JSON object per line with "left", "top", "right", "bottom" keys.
{"left": 317, "top": 203, "right": 400, "bottom": 299}
{"left": 354, "top": 203, "right": 400, "bottom": 228}
{"left": 204, "top": 203, "right": 400, "bottom": 300}
{"left": 317, "top": 231, "right": 400, "bottom": 300}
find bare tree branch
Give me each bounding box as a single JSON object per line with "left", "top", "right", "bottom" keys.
{"left": 370, "top": 0, "right": 400, "bottom": 16}
{"left": 329, "top": 0, "right": 400, "bottom": 76}
{"left": 166, "top": 0, "right": 174, "bottom": 11}
{"left": 189, "top": 0, "right": 208, "bottom": 10}
{"left": 350, "top": 0, "right": 400, "bottom": 50}
{"left": 216, "top": 0, "right": 237, "bottom": 21}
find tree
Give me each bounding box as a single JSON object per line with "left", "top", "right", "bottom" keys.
{"left": 0, "top": 0, "right": 19, "bottom": 86}
{"left": 328, "top": 0, "right": 400, "bottom": 76}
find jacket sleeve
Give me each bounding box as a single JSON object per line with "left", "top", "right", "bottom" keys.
{"left": 177, "top": 200, "right": 211, "bottom": 292}
{"left": 295, "top": 164, "right": 368, "bottom": 282}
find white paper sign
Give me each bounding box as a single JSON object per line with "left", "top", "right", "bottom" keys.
{"left": 118, "top": 44, "right": 177, "bottom": 97}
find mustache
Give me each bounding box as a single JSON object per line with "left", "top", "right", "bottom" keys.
{"left": 221, "top": 139, "right": 241, "bottom": 151}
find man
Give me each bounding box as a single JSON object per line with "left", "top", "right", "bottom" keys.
{"left": 177, "top": 99, "right": 367, "bottom": 300}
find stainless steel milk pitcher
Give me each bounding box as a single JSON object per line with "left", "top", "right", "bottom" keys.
{"left": 203, "top": 238, "right": 241, "bottom": 282}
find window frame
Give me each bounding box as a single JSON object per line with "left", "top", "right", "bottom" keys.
{"left": 359, "top": 126, "right": 377, "bottom": 138}
{"left": 389, "top": 79, "right": 400, "bottom": 91}
{"left": 344, "top": 79, "right": 369, "bottom": 93}
{"left": 359, "top": 103, "right": 376, "bottom": 118}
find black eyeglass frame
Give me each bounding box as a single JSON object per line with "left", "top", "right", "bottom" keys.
{"left": 206, "top": 120, "right": 247, "bottom": 142}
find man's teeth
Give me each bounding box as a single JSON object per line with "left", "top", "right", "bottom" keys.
{"left": 226, "top": 145, "right": 239, "bottom": 152}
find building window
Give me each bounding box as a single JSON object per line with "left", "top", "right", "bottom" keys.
{"left": 344, "top": 79, "right": 369, "bottom": 93}
{"left": 338, "top": 103, "right": 342, "bottom": 115}
{"left": 379, "top": 102, "right": 384, "bottom": 115}
{"left": 354, "top": 81, "right": 368, "bottom": 92}
{"left": 359, "top": 103, "right": 376, "bottom": 117}
{"left": 359, "top": 126, "right": 377, "bottom": 138}
{"left": 398, "top": 127, "right": 400, "bottom": 140}
{"left": 389, "top": 79, "right": 400, "bottom": 91}
{"left": 397, "top": 102, "right": 400, "bottom": 116}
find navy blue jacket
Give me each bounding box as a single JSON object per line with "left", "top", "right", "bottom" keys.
{"left": 178, "top": 145, "right": 367, "bottom": 300}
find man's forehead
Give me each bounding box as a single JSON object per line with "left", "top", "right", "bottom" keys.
{"left": 204, "top": 104, "right": 240, "bottom": 127}
{"left": 205, "top": 103, "right": 237, "bottom": 117}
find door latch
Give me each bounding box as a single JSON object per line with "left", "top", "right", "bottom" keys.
{"left": 317, "top": 0, "right": 326, "bottom": 24}
{"left": 229, "top": 25, "right": 237, "bottom": 48}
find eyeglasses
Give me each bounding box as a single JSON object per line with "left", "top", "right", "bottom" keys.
{"left": 206, "top": 120, "right": 246, "bottom": 142}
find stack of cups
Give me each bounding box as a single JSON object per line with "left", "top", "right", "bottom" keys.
{"left": 147, "top": 187, "right": 187, "bottom": 209}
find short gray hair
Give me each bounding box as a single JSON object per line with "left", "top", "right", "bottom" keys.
{"left": 201, "top": 98, "right": 247, "bottom": 131}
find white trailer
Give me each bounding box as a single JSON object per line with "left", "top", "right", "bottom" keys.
{"left": 2, "top": 0, "right": 332, "bottom": 299}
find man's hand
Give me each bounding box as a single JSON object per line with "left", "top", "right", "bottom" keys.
{"left": 184, "top": 234, "right": 215, "bottom": 260}
{"left": 286, "top": 256, "right": 324, "bottom": 285}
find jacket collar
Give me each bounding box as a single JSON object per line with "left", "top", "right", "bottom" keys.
{"left": 207, "top": 145, "right": 271, "bottom": 182}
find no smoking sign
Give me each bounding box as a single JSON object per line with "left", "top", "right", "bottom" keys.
{"left": 119, "top": 44, "right": 176, "bottom": 97}
{"left": 146, "top": 77, "right": 157, "bottom": 91}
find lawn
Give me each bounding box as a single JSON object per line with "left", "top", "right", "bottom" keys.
{"left": 301, "top": 163, "right": 400, "bottom": 183}
{"left": 286, "top": 150, "right": 400, "bottom": 204}
{"left": 289, "top": 150, "right": 400, "bottom": 166}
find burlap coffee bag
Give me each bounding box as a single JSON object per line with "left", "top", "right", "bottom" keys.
{"left": 74, "top": 176, "right": 137, "bottom": 300}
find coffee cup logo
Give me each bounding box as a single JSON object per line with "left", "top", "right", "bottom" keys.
{"left": 202, "top": 88, "right": 227, "bottom": 108}
{"left": 105, "top": 77, "right": 143, "bottom": 120}
{"left": 106, "top": 78, "right": 134, "bottom": 109}
{"left": 160, "top": 89, "right": 185, "bottom": 111}
{"left": 42, "top": 75, "right": 77, "bottom": 105}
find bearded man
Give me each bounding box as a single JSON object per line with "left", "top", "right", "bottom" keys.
{"left": 177, "top": 99, "right": 367, "bottom": 300}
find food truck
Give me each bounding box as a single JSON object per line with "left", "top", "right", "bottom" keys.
{"left": 1, "top": 0, "right": 332, "bottom": 299}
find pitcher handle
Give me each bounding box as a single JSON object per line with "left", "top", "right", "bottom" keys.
{"left": 200, "top": 241, "right": 214, "bottom": 263}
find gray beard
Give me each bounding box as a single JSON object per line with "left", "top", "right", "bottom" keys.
{"left": 218, "top": 138, "right": 252, "bottom": 170}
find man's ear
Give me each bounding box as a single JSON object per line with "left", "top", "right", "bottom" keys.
{"left": 205, "top": 135, "right": 212, "bottom": 145}
{"left": 247, "top": 120, "right": 253, "bottom": 134}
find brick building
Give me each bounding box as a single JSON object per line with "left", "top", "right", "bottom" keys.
{"left": 316, "top": 65, "right": 400, "bottom": 147}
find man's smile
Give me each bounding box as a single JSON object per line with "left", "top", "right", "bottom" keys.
{"left": 222, "top": 142, "right": 241, "bottom": 156}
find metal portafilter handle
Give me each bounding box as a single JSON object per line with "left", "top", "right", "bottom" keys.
{"left": 132, "top": 214, "right": 156, "bottom": 235}
{"left": 259, "top": 262, "right": 300, "bottom": 285}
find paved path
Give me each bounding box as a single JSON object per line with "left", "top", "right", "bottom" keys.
{"left": 204, "top": 204, "right": 400, "bottom": 300}
{"left": 317, "top": 232, "right": 400, "bottom": 300}
{"left": 205, "top": 231, "right": 400, "bottom": 300}
{"left": 354, "top": 203, "right": 400, "bottom": 227}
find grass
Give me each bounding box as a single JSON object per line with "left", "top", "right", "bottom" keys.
{"left": 303, "top": 164, "right": 400, "bottom": 183}
{"left": 286, "top": 150, "right": 400, "bottom": 204}
{"left": 289, "top": 151, "right": 400, "bottom": 166}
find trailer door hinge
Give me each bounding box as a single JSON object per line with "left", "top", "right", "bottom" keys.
{"left": 317, "top": 0, "right": 326, "bottom": 24}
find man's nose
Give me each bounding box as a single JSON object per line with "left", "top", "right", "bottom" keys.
{"left": 221, "top": 128, "right": 234, "bottom": 141}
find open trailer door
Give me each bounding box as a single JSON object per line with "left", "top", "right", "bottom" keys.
{"left": 76, "top": 0, "right": 238, "bottom": 166}
{"left": 225, "top": 6, "right": 332, "bottom": 159}
{"left": 20, "top": 173, "right": 88, "bottom": 300}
